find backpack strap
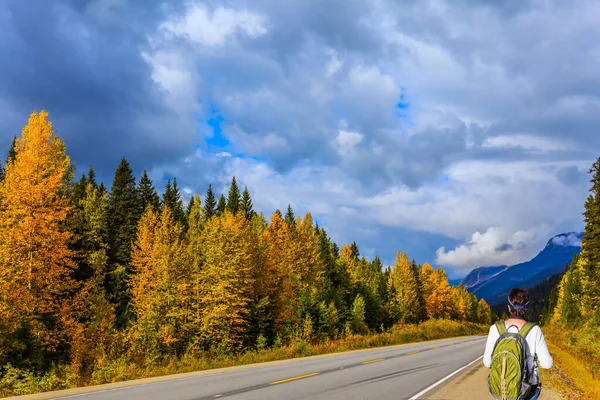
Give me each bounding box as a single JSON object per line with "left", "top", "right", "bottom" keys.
{"left": 495, "top": 320, "right": 506, "bottom": 335}
{"left": 519, "top": 322, "right": 537, "bottom": 339}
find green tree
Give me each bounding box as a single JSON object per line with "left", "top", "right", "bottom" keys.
{"left": 203, "top": 184, "right": 217, "bottom": 220}
{"left": 138, "top": 170, "right": 160, "bottom": 213}
{"left": 582, "top": 157, "right": 600, "bottom": 312}
{"left": 87, "top": 166, "right": 97, "bottom": 188}
{"left": 285, "top": 204, "right": 295, "bottom": 228}
{"left": 351, "top": 295, "right": 368, "bottom": 334}
{"left": 217, "top": 194, "right": 226, "bottom": 216}
{"left": 105, "top": 157, "right": 140, "bottom": 328}
{"left": 240, "top": 186, "right": 254, "bottom": 220}
{"left": 162, "top": 178, "right": 185, "bottom": 226}
{"left": 226, "top": 176, "right": 241, "bottom": 215}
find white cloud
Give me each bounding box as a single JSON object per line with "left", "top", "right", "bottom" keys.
{"left": 482, "top": 134, "right": 575, "bottom": 152}
{"left": 159, "top": 3, "right": 266, "bottom": 47}
{"left": 435, "top": 225, "right": 552, "bottom": 269}
{"left": 333, "top": 129, "right": 363, "bottom": 156}
{"left": 551, "top": 233, "right": 582, "bottom": 247}
{"left": 141, "top": 49, "right": 199, "bottom": 111}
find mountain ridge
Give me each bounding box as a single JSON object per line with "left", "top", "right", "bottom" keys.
{"left": 461, "top": 232, "right": 582, "bottom": 305}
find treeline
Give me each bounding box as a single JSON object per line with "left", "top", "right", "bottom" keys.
{"left": 0, "top": 112, "right": 492, "bottom": 385}
{"left": 541, "top": 156, "right": 600, "bottom": 381}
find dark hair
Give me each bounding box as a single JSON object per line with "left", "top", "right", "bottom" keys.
{"left": 508, "top": 288, "right": 529, "bottom": 318}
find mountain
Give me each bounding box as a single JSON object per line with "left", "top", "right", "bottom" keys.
{"left": 463, "top": 232, "right": 582, "bottom": 306}
{"left": 461, "top": 265, "right": 508, "bottom": 289}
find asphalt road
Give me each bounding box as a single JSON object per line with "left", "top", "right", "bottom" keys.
{"left": 47, "top": 336, "right": 487, "bottom": 400}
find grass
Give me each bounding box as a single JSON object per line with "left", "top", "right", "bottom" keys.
{"left": 541, "top": 326, "right": 600, "bottom": 400}
{"left": 0, "top": 319, "right": 487, "bottom": 397}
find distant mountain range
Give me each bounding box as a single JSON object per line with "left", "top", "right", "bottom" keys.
{"left": 461, "top": 232, "right": 582, "bottom": 306}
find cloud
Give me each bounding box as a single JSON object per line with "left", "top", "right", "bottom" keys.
{"left": 435, "top": 226, "right": 552, "bottom": 269}
{"left": 158, "top": 3, "right": 267, "bottom": 47}
{"left": 551, "top": 233, "right": 582, "bottom": 248}
{"left": 0, "top": 0, "right": 598, "bottom": 270}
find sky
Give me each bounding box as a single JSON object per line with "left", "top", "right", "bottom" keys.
{"left": 1, "top": 0, "right": 598, "bottom": 278}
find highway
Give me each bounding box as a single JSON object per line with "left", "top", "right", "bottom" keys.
{"left": 44, "top": 336, "right": 486, "bottom": 400}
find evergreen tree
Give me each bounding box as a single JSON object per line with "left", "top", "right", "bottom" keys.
{"left": 138, "top": 170, "right": 160, "bottom": 214}
{"left": 0, "top": 158, "right": 4, "bottom": 181}
{"left": 7, "top": 136, "right": 17, "bottom": 165}
{"left": 240, "top": 186, "right": 254, "bottom": 220}
{"left": 582, "top": 156, "right": 600, "bottom": 310}
{"left": 562, "top": 267, "right": 583, "bottom": 325}
{"left": 217, "top": 194, "right": 226, "bottom": 216}
{"left": 87, "top": 166, "right": 97, "bottom": 188}
{"left": 105, "top": 157, "right": 140, "bottom": 328}
{"left": 98, "top": 182, "right": 107, "bottom": 196}
{"left": 162, "top": 178, "right": 185, "bottom": 226}
{"left": 285, "top": 204, "right": 296, "bottom": 228}
{"left": 226, "top": 176, "right": 241, "bottom": 215}
{"left": 203, "top": 184, "right": 217, "bottom": 220}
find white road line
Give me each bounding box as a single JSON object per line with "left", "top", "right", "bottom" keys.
{"left": 408, "top": 355, "right": 484, "bottom": 400}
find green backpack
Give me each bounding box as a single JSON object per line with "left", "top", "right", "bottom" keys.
{"left": 487, "top": 320, "right": 537, "bottom": 400}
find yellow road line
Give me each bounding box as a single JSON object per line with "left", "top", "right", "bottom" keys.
{"left": 431, "top": 346, "right": 441, "bottom": 350}
{"left": 446, "top": 344, "right": 455, "bottom": 347}
{"left": 406, "top": 350, "right": 420, "bottom": 355}
{"left": 362, "top": 358, "right": 385, "bottom": 365}
{"left": 269, "top": 372, "right": 320, "bottom": 385}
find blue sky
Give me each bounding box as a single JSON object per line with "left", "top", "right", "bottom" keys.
{"left": 1, "top": 0, "right": 598, "bottom": 277}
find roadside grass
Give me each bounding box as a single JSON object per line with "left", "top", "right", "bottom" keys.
{"left": 0, "top": 319, "right": 487, "bottom": 397}
{"left": 541, "top": 326, "right": 600, "bottom": 400}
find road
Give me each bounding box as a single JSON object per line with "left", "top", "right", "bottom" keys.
{"left": 45, "top": 336, "right": 487, "bottom": 400}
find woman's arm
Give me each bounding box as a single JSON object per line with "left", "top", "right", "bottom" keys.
{"left": 534, "top": 327, "right": 553, "bottom": 369}
{"left": 483, "top": 325, "right": 498, "bottom": 368}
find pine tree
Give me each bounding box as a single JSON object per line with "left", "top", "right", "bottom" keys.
{"left": 203, "top": 184, "right": 217, "bottom": 220}
{"left": 69, "top": 184, "right": 114, "bottom": 377}
{"left": 240, "top": 186, "right": 254, "bottom": 220}
{"left": 87, "top": 166, "right": 97, "bottom": 188}
{"left": 285, "top": 204, "right": 296, "bottom": 228}
{"left": 0, "top": 111, "right": 77, "bottom": 365}
{"left": 226, "top": 176, "right": 241, "bottom": 215}
{"left": 582, "top": 156, "right": 600, "bottom": 312}
{"left": 138, "top": 170, "right": 160, "bottom": 214}
{"left": 0, "top": 158, "right": 4, "bottom": 181}
{"left": 217, "top": 194, "right": 226, "bottom": 216}
{"left": 105, "top": 157, "right": 140, "bottom": 328}
{"left": 162, "top": 178, "right": 185, "bottom": 226}
{"left": 562, "top": 267, "right": 583, "bottom": 325}
{"left": 7, "top": 136, "right": 17, "bottom": 165}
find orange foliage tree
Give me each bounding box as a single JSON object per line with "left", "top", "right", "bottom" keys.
{"left": 0, "top": 111, "right": 78, "bottom": 362}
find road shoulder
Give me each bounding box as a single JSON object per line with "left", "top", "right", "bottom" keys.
{"left": 423, "top": 361, "right": 562, "bottom": 400}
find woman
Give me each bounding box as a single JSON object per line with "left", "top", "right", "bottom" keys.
{"left": 483, "top": 288, "right": 553, "bottom": 400}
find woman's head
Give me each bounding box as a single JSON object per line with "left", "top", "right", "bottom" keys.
{"left": 508, "top": 288, "right": 529, "bottom": 318}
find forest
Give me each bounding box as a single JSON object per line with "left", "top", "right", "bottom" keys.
{"left": 0, "top": 111, "right": 492, "bottom": 394}
{"left": 540, "top": 156, "right": 600, "bottom": 393}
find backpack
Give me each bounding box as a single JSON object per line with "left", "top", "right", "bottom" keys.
{"left": 487, "top": 320, "right": 538, "bottom": 400}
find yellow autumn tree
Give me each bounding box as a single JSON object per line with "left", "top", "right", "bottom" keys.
{"left": 265, "top": 210, "right": 299, "bottom": 335}
{"left": 199, "top": 211, "right": 254, "bottom": 352}
{"left": 421, "top": 263, "right": 452, "bottom": 319}
{"left": 477, "top": 298, "right": 492, "bottom": 325}
{"left": 0, "top": 111, "right": 77, "bottom": 359}
{"left": 130, "top": 206, "right": 188, "bottom": 359}
{"left": 388, "top": 251, "right": 426, "bottom": 323}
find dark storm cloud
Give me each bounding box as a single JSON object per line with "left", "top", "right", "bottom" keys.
{"left": 0, "top": 0, "right": 192, "bottom": 182}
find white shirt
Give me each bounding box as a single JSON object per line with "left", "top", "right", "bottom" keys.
{"left": 483, "top": 321, "right": 553, "bottom": 379}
